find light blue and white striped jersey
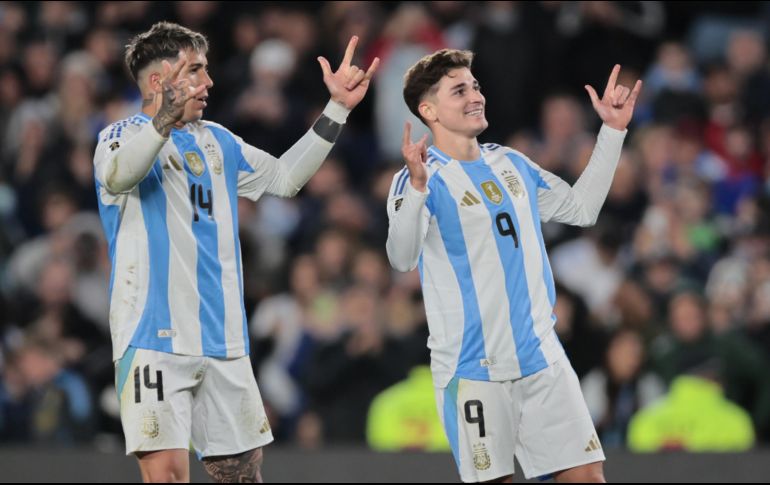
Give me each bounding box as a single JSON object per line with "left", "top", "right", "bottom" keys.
{"left": 387, "top": 126, "right": 627, "bottom": 388}
{"left": 94, "top": 113, "right": 295, "bottom": 361}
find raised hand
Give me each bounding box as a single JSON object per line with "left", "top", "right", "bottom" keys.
{"left": 317, "top": 36, "right": 380, "bottom": 110}
{"left": 402, "top": 122, "right": 429, "bottom": 192}
{"left": 152, "top": 53, "right": 207, "bottom": 137}
{"left": 584, "top": 65, "right": 642, "bottom": 131}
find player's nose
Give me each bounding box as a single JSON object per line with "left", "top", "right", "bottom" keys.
{"left": 203, "top": 70, "right": 214, "bottom": 89}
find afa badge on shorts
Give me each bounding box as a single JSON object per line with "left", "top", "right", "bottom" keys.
{"left": 473, "top": 443, "right": 491, "bottom": 471}
{"left": 141, "top": 410, "right": 160, "bottom": 439}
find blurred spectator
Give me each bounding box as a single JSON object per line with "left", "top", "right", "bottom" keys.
{"left": 0, "top": 338, "right": 94, "bottom": 443}
{"left": 370, "top": 3, "right": 443, "bottom": 160}
{"left": 582, "top": 329, "right": 665, "bottom": 447}
{"left": 627, "top": 374, "right": 754, "bottom": 452}
{"left": 553, "top": 283, "right": 607, "bottom": 378}
{"left": 650, "top": 291, "right": 770, "bottom": 439}
{"left": 366, "top": 366, "right": 449, "bottom": 451}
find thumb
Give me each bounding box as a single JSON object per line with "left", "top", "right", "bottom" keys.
{"left": 317, "top": 56, "right": 333, "bottom": 78}
{"left": 585, "top": 85, "right": 601, "bottom": 110}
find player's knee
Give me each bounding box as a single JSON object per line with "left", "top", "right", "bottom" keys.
{"left": 578, "top": 463, "right": 605, "bottom": 483}
{"left": 585, "top": 468, "right": 605, "bottom": 483}
{"left": 555, "top": 463, "right": 605, "bottom": 483}
{"left": 143, "top": 468, "right": 187, "bottom": 483}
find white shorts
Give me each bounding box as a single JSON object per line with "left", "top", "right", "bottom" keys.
{"left": 435, "top": 354, "right": 604, "bottom": 482}
{"left": 115, "top": 347, "right": 274, "bottom": 458}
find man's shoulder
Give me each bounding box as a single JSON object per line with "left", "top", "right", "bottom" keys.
{"left": 98, "top": 113, "right": 150, "bottom": 143}
{"left": 480, "top": 142, "right": 507, "bottom": 153}
{"left": 195, "top": 119, "right": 241, "bottom": 144}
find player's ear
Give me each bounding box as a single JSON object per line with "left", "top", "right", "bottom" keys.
{"left": 149, "top": 71, "right": 163, "bottom": 94}
{"left": 419, "top": 101, "right": 436, "bottom": 123}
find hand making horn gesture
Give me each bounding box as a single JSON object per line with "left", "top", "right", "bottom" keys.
{"left": 584, "top": 64, "right": 643, "bottom": 131}
{"left": 317, "top": 36, "right": 380, "bottom": 110}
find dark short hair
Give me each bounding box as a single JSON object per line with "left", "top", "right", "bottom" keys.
{"left": 124, "top": 21, "right": 208, "bottom": 81}
{"left": 403, "top": 49, "right": 474, "bottom": 123}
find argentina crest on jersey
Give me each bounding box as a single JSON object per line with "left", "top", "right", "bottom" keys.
{"left": 204, "top": 143, "right": 223, "bottom": 175}
{"left": 500, "top": 170, "right": 525, "bottom": 198}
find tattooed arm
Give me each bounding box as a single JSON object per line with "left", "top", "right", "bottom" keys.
{"left": 95, "top": 54, "right": 206, "bottom": 193}
{"left": 203, "top": 448, "right": 263, "bottom": 483}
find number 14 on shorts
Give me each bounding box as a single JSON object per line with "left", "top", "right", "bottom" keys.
{"left": 134, "top": 365, "right": 164, "bottom": 403}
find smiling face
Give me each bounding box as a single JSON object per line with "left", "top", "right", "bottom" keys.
{"left": 420, "top": 67, "right": 488, "bottom": 139}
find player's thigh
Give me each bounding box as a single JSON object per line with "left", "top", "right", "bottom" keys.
{"left": 514, "top": 355, "right": 605, "bottom": 479}
{"left": 136, "top": 449, "right": 190, "bottom": 483}
{"left": 116, "top": 347, "right": 198, "bottom": 455}
{"left": 191, "top": 355, "right": 274, "bottom": 458}
{"left": 436, "top": 378, "right": 517, "bottom": 483}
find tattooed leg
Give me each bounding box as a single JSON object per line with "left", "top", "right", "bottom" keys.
{"left": 202, "top": 448, "right": 263, "bottom": 483}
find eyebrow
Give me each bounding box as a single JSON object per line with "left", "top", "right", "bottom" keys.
{"left": 449, "top": 79, "right": 479, "bottom": 91}
{"left": 188, "top": 62, "right": 206, "bottom": 70}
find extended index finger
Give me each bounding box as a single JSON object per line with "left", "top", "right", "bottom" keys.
{"left": 168, "top": 52, "right": 188, "bottom": 81}
{"left": 603, "top": 64, "right": 621, "bottom": 98}
{"left": 341, "top": 36, "right": 358, "bottom": 69}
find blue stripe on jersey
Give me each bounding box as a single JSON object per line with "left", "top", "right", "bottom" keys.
{"left": 443, "top": 377, "right": 461, "bottom": 470}
{"left": 428, "top": 146, "right": 450, "bottom": 165}
{"left": 131, "top": 161, "right": 173, "bottom": 353}
{"left": 171, "top": 131, "right": 227, "bottom": 357}
{"left": 95, "top": 181, "right": 122, "bottom": 297}
{"left": 430, "top": 173, "right": 489, "bottom": 380}
{"left": 396, "top": 172, "right": 410, "bottom": 195}
{"left": 460, "top": 162, "right": 547, "bottom": 376}
{"left": 506, "top": 153, "right": 556, "bottom": 307}
{"left": 115, "top": 346, "right": 138, "bottom": 405}
{"left": 208, "top": 125, "right": 250, "bottom": 354}
{"left": 417, "top": 253, "right": 424, "bottom": 285}
{"left": 393, "top": 168, "right": 408, "bottom": 196}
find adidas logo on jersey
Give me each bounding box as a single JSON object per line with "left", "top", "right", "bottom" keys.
{"left": 460, "top": 191, "right": 481, "bottom": 207}
{"left": 585, "top": 434, "right": 602, "bottom": 452}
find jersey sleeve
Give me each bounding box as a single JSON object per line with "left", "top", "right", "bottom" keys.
{"left": 386, "top": 166, "right": 431, "bottom": 272}
{"left": 93, "top": 118, "right": 167, "bottom": 194}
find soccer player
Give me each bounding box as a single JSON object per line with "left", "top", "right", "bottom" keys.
{"left": 386, "top": 49, "right": 641, "bottom": 483}
{"left": 93, "top": 22, "right": 378, "bottom": 482}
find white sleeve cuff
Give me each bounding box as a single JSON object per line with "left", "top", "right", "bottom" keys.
{"left": 323, "top": 99, "right": 351, "bottom": 124}
{"left": 405, "top": 180, "right": 430, "bottom": 199}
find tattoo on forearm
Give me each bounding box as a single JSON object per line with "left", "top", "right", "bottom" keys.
{"left": 152, "top": 109, "right": 177, "bottom": 138}
{"left": 203, "top": 449, "right": 263, "bottom": 483}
